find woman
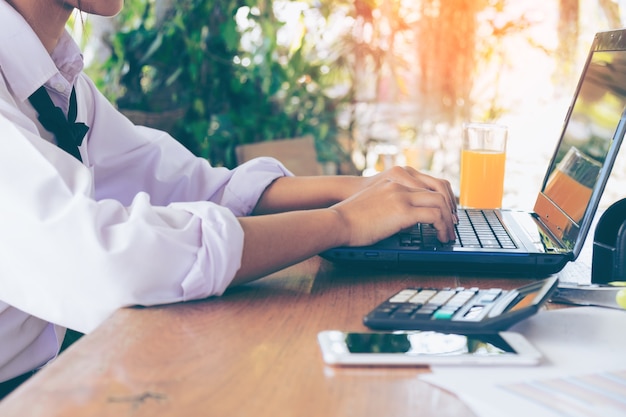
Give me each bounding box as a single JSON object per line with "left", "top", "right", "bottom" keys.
{"left": 0, "top": 0, "right": 457, "bottom": 395}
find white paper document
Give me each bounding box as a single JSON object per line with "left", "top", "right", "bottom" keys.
{"left": 419, "top": 307, "right": 626, "bottom": 417}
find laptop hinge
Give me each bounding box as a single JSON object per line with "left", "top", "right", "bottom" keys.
{"left": 530, "top": 212, "right": 570, "bottom": 254}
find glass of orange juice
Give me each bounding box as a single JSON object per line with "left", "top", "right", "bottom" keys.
{"left": 459, "top": 122, "right": 508, "bottom": 209}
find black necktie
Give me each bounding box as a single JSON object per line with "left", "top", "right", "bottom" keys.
{"left": 28, "top": 86, "right": 89, "bottom": 162}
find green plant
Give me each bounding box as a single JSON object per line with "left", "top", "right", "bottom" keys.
{"left": 206, "top": 3, "right": 354, "bottom": 167}
{"left": 95, "top": 0, "right": 353, "bottom": 169}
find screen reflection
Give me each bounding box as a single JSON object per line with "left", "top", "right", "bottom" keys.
{"left": 540, "top": 51, "right": 626, "bottom": 246}
{"left": 344, "top": 331, "right": 514, "bottom": 355}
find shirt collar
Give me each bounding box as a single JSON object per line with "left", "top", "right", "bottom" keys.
{"left": 0, "top": 1, "right": 84, "bottom": 102}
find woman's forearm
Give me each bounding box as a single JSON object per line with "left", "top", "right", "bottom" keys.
{"left": 232, "top": 208, "right": 346, "bottom": 284}
{"left": 252, "top": 175, "right": 363, "bottom": 214}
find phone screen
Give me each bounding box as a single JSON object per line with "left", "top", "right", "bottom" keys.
{"left": 344, "top": 331, "right": 515, "bottom": 356}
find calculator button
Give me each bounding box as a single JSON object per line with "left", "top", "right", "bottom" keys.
{"left": 478, "top": 289, "right": 503, "bottom": 303}
{"left": 389, "top": 289, "right": 418, "bottom": 303}
{"left": 413, "top": 310, "right": 434, "bottom": 317}
{"left": 391, "top": 313, "right": 413, "bottom": 320}
{"left": 480, "top": 294, "right": 498, "bottom": 303}
{"left": 433, "top": 310, "right": 455, "bottom": 320}
{"left": 463, "top": 305, "right": 485, "bottom": 320}
{"left": 446, "top": 290, "right": 477, "bottom": 307}
{"left": 427, "top": 290, "right": 455, "bottom": 306}
{"left": 370, "top": 307, "right": 395, "bottom": 319}
{"left": 408, "top": 290, "right": 437, "bottom": 304}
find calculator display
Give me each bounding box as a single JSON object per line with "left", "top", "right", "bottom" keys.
{"left": 507, "top": 291, "right": 540, "bottom": 312}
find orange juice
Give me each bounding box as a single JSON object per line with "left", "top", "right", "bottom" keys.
{"left": 459, "top": 149, "right": 506, "bottom": 208}
{"left": 543, "top": 170, "right": 592, "bottom": 223}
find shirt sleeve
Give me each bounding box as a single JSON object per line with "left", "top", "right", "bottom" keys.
{"left": 81, "top": 76, "right": 291, "bottom": 215}
{"left": 0, "top": 82, "right": 291, "bottom": 334}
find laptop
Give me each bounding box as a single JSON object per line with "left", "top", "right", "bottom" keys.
{"left": 321, "top": 29, "right": 626, "bottom": 277}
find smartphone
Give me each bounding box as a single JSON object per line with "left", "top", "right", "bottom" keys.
{"left": 317, "top": 330, "right": 542, "bottom": 366}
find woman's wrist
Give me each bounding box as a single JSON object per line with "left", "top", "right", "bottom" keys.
{"left": 327, "top": 175, "right": 365, "bottom": 202}
{"left": 254, "top": 175, "right": 365, "bottom": 214}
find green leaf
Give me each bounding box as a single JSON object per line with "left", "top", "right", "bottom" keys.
{"left": 139, "top": 32, "right": 163, "bottom": 64}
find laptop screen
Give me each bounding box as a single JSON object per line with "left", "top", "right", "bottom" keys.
{"left": 535, "top": 30, "right": 626, "bottom": 252}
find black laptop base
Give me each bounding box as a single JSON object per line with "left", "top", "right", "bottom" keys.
{"left": 320, "top": 249, "right": 568, "bottom": 278}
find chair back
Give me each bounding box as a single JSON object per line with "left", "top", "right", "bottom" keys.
{"left": 235, "top": 135, "right": 322, "bottom": 176}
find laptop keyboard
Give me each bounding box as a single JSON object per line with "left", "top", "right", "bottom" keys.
{"left": 399, "top": 209, "right": 517, "bottom": 249}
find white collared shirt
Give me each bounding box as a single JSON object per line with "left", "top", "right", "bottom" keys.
{"left": 0, "top": 3, "right": 290, "bottom": 381}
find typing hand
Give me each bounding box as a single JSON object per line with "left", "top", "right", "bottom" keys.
{"left": 331, "top": 176, "right": 457, "bottom": 246}
{"left": 357, "top": 167, "right": 458, "bottom": 224}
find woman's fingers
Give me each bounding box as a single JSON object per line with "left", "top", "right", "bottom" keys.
{"left": 333, "top": 179, "right": 456, "bottom": 246}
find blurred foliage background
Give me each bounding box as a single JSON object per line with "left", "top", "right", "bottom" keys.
{"left": 78, "top": 0, "right": 624, "bottom": 173}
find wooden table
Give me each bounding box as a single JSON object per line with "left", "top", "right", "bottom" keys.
{"left": 0, "top": 257, "right": 549, "bottom": 417}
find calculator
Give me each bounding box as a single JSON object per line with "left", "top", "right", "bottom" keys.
{"left": 363, "top": 276, "right": 559, "bottom": 333}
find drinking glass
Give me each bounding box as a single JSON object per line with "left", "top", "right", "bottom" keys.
{"left": 459, "top": 123, "right": 508, "bottom": 209}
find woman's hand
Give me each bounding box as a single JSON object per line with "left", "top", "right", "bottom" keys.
{"left": 351, "top": 166, "right": 458, "bottom": 224}
{"left": 330, "top": 172, "right": 457, "bottom": 245}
